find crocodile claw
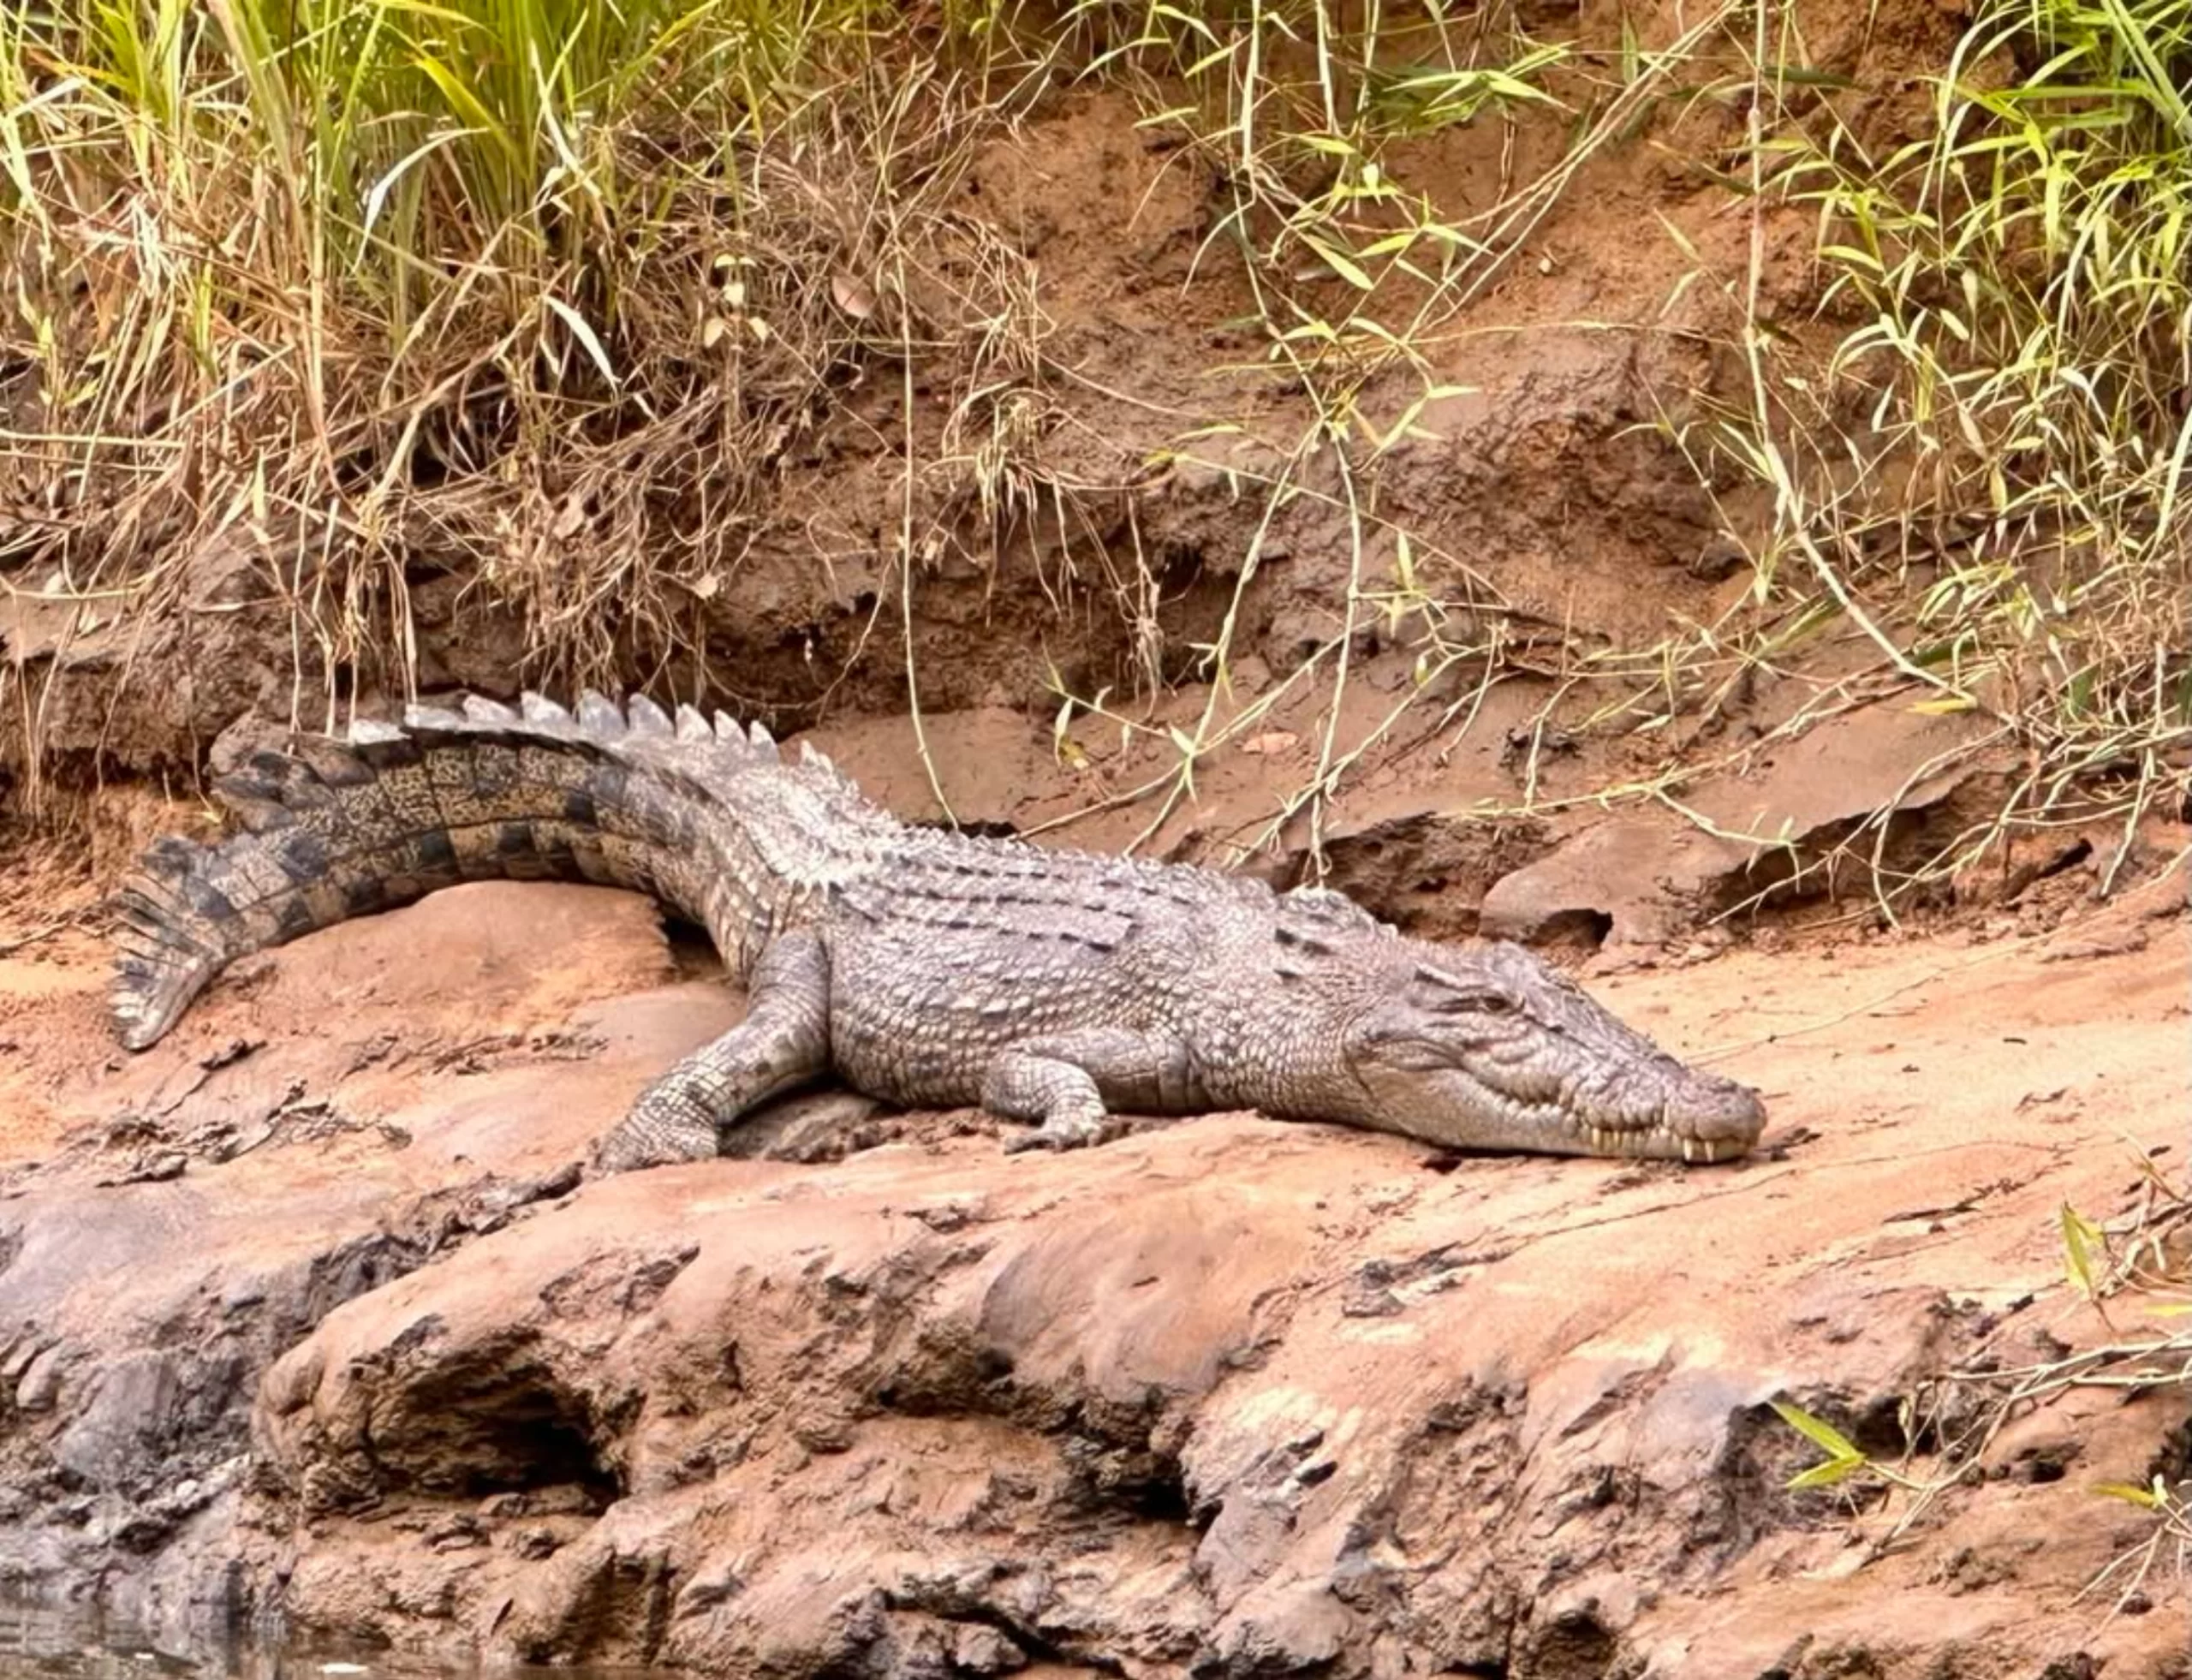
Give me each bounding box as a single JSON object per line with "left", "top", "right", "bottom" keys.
{"left": 1003, "top": 1113, "right": 1123, "bottom": 1153}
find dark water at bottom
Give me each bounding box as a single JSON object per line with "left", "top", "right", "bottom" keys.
{"left": 0, "top": 1595, "right": 649, "bottom": 1680}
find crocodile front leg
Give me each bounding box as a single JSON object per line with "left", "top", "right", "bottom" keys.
{"left": 593, "top": 930, "right": 831, "bottom": 1173}
{"left": 985, "top": 1027, "right": 1199, "bottom": 1153}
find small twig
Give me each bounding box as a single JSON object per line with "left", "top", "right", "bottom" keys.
{"left": 0, "top": 913, "right": 82, "bottom": 958}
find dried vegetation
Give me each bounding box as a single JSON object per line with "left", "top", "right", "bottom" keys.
{"left": 0, "top": 0, "right": 2184, "bottom": 891}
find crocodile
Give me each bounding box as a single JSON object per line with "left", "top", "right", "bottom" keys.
{"left": 109, "top": 691, "right": 1768, "bottom": 1171}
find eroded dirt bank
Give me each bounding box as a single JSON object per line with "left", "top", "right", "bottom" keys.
{"left": 3, "top": 0, "right": 2189, "bottom": 1663}
{"left": 0, "top": 818, "right": 2184, "bottom": 1677}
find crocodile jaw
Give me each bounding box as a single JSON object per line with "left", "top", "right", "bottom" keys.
{"left": 1350, "top": 1054, "right": 1767, "bottom": 1162}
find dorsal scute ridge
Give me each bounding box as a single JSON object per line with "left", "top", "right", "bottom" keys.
{"left": 519, "top": 692, "right": 571, "bottom": 726}
{"left": 351, "top": 690, "right": 865, "bottom": 798}
{"left": 625, "top": 694, "right": 675, "bottom": 737}
{"left": 575, "top": 689, "right": 625, "bottom": 736}
{"left": 357, "top": 692, "right": 727, "bottom": 817}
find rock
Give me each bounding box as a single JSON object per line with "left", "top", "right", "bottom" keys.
{"left": 1297, "top": 809, "right": 1553, "bottom": 943}
{"left": 14, "top": 1342, "right": 64, "bottom": 1411}
{"left": 1480, "top": 698, "right": 2002, "bottom": 950}
{"left": 0, "top": 881, "right": 703, "bottom": 1594}
{"left": 950, "top": 1622, "right": 1025, "bottom": 1675}
{"left": 54, "top": 1350, "right": 180, "bottom": 1491}
{"left": 1480, "top": 815, "right": 1746, "bottom": 948}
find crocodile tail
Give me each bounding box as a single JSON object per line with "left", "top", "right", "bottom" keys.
{"left": 110, "top": 836, "right": 260, "bottom": 1051}
{"left": 108, "top": 690, "right": 813, "bottom": 1051}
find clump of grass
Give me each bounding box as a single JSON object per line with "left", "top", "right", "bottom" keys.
{"left": 1633, "top": 0, "right": 2192, "bottom": 916}
{"left": 0, "top": 0, "right": 1080, "bottom": 797}
{"left": 1018, "top": 0, "right": 1730, "bottom": 861}
{"left": 4, "top": 0, "right": 1674, "bottom": 855}
{"left": 1775, "top": 1158, "right": 2190, "bottom": 1616}
{"left": 9, "top": 0, "right": 2177, "bottom": 907}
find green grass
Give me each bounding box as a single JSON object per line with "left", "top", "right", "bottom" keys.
{"left": 1646, "top": 0, "right": 2192, "bottom": 913}
{"left": 1, "top": 0, "right": 2184, "bottom": 899}
{"left": 1, "top": 0, "right": 1073, "bottom": 739}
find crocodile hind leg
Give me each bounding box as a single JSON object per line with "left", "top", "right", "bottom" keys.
{"left": 984, "top": 1027, "right": 1200, "bottom": 1153}
{"left": 593, "top": 930, "right": 831, "bottom": 1174}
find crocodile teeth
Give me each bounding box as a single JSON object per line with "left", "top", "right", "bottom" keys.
{"left": 1580, "top": 1122, "right": 1736, "bottom": 1164}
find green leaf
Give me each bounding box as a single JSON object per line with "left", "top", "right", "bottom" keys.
{"left": 545, "top": 295, "right": 618, "bottom": 388}
{"left": 1771, "top": 1400, "right": 1865, "bottom": 1463}
{"left": 1301, "top": 235, "right": 1374, "bottom": 290}
{"left": 1771, "top": 1400, "right": 1874, "bottom": 1493}
{"left": 2060, "top": 1201, "right": 2107, "bottom": 1300}
{"left": 1776, "top": 65, "right": 1864, "bottom": 89}
{"left": 1787, "top": 1455, "right": 1871, "bottom": 1491}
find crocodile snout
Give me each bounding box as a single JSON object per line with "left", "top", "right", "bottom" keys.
{"left": 1669, "top": 1066, "right": 1768, "bottom": 1143}
{"left": 1567, "top": 1057, "right": 1768, "bottom": 1162}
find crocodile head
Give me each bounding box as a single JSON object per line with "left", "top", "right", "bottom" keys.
{"left": 1324, "top": 935, "right": 1767, "bottom": 1163}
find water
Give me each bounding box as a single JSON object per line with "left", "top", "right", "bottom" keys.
{"left": 0, "top": 1593, "right": 379, "bottom": 1680}
{"left": 0, "top": 1595, "right": 646, "bottom": 1680}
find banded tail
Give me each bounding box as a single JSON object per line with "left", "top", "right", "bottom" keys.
{"left": 110, "top": 691, "right": 884, "bottom": 1051}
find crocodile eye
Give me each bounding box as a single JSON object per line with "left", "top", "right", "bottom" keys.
{"left": 1435, "top": 991, "right": 1511, "bottom": 1016}
{"left": 1411, "top": 965, "right": 1516, "bottom": 1017}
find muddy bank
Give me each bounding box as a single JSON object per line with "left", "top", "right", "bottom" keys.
{"left": 0, "top": 846, "right": 2184, "bottom": 1677}
{"left": 1, "top": 0, "right": 2186, "bottom": 1662}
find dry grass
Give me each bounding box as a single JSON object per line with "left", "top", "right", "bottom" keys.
{"left": 1776, "top": 1153, "right": 2191, "bottom": 1623}
{"left": 1624, "top": 0, "right": 2192, "bottom": 914}
{"left": 1, "top": 0, "right": 2185, "bottom": 906}
{"left": 0, "top": 0, "right": 1090, "bottom": 797}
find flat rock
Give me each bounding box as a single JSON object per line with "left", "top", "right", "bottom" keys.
{"left": 1481, "top": 699, "right": 1998, "bottom": 948}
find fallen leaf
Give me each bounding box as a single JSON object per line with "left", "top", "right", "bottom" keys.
{"left": 831, "top": 272, "right": 877, "bottom": 319}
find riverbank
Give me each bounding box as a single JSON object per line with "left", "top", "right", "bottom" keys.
{"left": 0, "top": 807, "right": 2183, "bottom": 1677}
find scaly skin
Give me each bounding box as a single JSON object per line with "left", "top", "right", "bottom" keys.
{"left": 110, "top": 693, "right": 1768, "bottom": 1171}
